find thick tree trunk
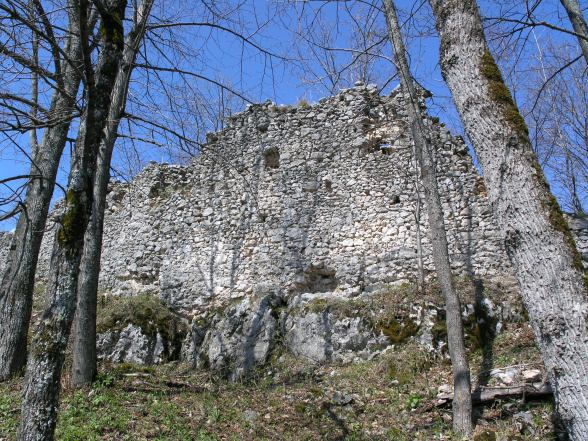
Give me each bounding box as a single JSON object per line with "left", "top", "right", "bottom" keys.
{"left": 70, "top": 204, "right": 102, "bottom": 386}
{"left": 429, "top": 1, "right": 588, "bottom": 439}
{"left": 72, "top": 0, "right": 154, "bottom": 387}
{"left": 560, "top": 0, "right": 588, "bottom": 66}
{"left": 17, "top": 1, "right": 127, "bottom": 439}
{"left": 382, "top": 0, "right": 473, "bottom": 435}
{"left": 0, "top": 12, "right": 86, "bottom": 381}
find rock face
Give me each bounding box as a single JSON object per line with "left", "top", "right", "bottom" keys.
{"left": 282, "top": 297, "right": 390, "bottom": 365}
{"left": 173, "top": 279, "right": 514, "bottom": 380}
{"left": 97, "top": 324, "right": 166, "bottom": 365}
{"left": 2, "top": 84, "right": 587, "bottom": 376}
{"left": 94, "top": 294, "right": 187, "bottom": 365}
{"left": 194, "top": 293, "right": 280, "bottom": 380}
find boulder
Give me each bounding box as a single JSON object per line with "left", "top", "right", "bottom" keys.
{"left": 95, "top": 294, "right": 186, "bottom": 365}
{"left": 283, "top": 296, "right": 389, "bottom": 364}
{"left": 283, "top": 312, "right": 332, "bottom": 363}
{"left": 195, "top": 293, "right": 281, "bottom": 380}
{"left": 97, "top": 324, "right": 165, "bottom": 365}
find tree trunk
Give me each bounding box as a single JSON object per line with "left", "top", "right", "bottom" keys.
{"left": 72, "top": 0, "right": 154, "bottom": 387}
{"left": 0, "top": 10, "right": 88, "bottom": 381}
{"left": 17, "top": 1, "right": 127, "bottom": 438}
{"left": 560, "top": 0, "right": 588, "bottom": 66}
{"left": 429, "top": 1, "right": 588, "bottom": 439}
{"left": 382, "top": 0, "right": 473, "bottom": 436}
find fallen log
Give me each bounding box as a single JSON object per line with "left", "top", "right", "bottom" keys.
{"left": 433, "top": 382, "right": 552, "bottom": 408}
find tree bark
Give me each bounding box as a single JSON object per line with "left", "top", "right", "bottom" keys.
{"left": 72, "top": 0, "right": 154, "bottom": 387}
{"left": 429, "top": 1, "right": 588, "bottom": 439}
{"left": 0, "top": 6, "right": 88, "bottom": 381}
{"left": 560, "top": 0, "right": 588, "bottom": 67}
{"left": 382, "top": 0, "right": 473, "bottom": 436}
{"left": 17, "top": 1, "right": 127, "bottom": 439}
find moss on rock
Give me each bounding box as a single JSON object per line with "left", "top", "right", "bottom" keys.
{"left": 377, "top": 317, "right": 419, "bottom": 345}
{"left": 97, "top": 294, "right": 186, "bottom": 344}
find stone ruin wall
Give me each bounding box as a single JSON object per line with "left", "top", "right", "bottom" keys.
{"left": 29, "top": 84, "right": 520, "bottom": 316}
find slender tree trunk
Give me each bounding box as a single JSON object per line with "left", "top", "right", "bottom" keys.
{"left": 72, "top": 0, "right": 154, "bottom": 387}
{"left": 411, "top": 144, "right": 425, "bottom": 291}
{"left": 382, "top": 0, "right": 473, "bottom": 435}
{"left": 17, "top": 1, "right": 127, "bottom": 438}
{"left": 560, "top": 0, "right": 588, "bottom": 66}
{"left": 0, "top": 12, "right": 88, "bottom": 381}
{"left": 429, "top": 1, "right": 588, "bottom": 439}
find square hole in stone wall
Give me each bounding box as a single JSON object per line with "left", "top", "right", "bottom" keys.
{"left": 264, "top": 148, "right": 280, "bottom": 169}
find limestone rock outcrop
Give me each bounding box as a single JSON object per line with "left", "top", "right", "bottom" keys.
{"left": 193, "top": 293, "right": 280, "bottom": 381}
{"left": 97, "top": 324, "right": 166, "bottom": 365}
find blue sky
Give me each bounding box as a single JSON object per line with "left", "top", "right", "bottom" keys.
{"left": 0, "top": 0, "right": 585, "bottom": 230}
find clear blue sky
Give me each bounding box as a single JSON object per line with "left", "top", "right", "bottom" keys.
{"left": 0, "top": 0, "right": 585, "bottom": 231}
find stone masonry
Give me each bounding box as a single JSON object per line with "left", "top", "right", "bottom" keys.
{"left": 36, "top": 84, "right": 515, "bottom": 313}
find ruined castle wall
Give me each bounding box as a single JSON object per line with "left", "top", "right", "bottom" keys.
{"left": 29, "top": 85, "right": 519, "bottom": 315}
{"left": 28, "top": 84, "right": 517, "bottom": 315}
{"left": 0, "top": 232, "right": 12, "bottom": 270}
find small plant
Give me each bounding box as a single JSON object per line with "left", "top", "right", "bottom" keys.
{"left": 387, "top": 344, "right": 432, "bottom": 386}
{"left": 0, "top": 394, "right": 18, "bottom": 433}
{"left": 196, "top": 430, "right": 219, "bottom": 441}
{"left": 294, "top": 402, "right": 307, "bottom": 413}
{"left": 297, "top": 98, "right": 310, "bottom": 108}
{"left": 405, "top": 393, "right": 422, "bottom": 410}
{"left": 95, "top": 371, "right": 115, "bottom": 387}
{"left": 387, "top": 427, "right": 409, "bottom": 440}
{"left": 208, "top": 406, "right": 222, "bottom": 423}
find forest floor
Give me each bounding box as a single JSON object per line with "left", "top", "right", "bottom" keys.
{"left": 0, "top": 319, "right": 559, "bottom": 441}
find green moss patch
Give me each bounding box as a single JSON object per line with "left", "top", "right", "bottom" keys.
{"left": 57, "top": 189, "right": 85, "bottom": 251}
{"left": 480, "top": 50, "right": 529, "bottom": 141}
{"left": 97, "top": 294, "right": 186, "bottom": 344}
{"left": 377, "top": 318, "right": 419, "bottom": 345}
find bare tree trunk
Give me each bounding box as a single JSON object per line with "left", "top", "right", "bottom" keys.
{"left": 560, "top": 0, "right": 588, "bottom": 66}
{"left": 382, "top": 0, "right": 473, "bottom": 435}
{"left": 72, "top": 0, "right": 154, "bottom": 387}
{"left": 411, "top": 144, "right": 425, "bottom": 291}
{"left": 0, "top": 11, "right": 87, "bottom": 381}
{"left": 429, "top": 1, "right": 588, "bottom": 439}
{"left": 17, "top": 1, "right": 127, "bottom": 438}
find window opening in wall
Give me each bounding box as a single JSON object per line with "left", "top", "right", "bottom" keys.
{"left": 324, "top": 179, "right": 333, "bottom": 192}
{"left": 264, "top": 148, "right": 280, "bottom": 169}
{"left": 295, "top": 264, "right": 338, "bottom": 293}
{"left": 378, "top": 142, "right": 393, "bottom": 155}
